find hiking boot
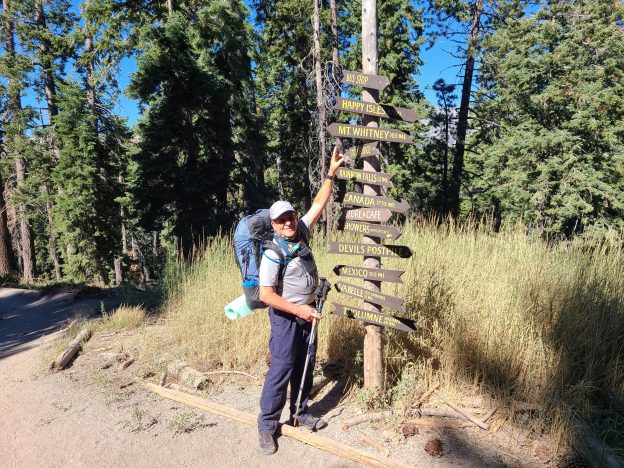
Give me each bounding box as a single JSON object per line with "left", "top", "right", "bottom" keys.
{"left": 258, "top": 431, "right": 277, "bottom": 455}
{"left": 289, "top": 414, "right": 327, "bottom": 431}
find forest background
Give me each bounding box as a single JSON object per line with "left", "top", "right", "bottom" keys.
{"left": 0, "top": 0, "right": 623, "bottom": 286}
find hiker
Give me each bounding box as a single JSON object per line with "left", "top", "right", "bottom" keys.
{"left": 257, "top": 146, "right": 345, "bottom": 455}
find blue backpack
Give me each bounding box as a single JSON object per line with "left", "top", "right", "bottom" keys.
{"left": 233, "top": 209, "right": 310, "bottom": 309}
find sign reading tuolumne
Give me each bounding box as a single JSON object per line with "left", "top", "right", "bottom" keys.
{"left": 346, "top": 143, "right": 380, "bottom": 159}
{"left": 334, "top": 97, "right": 418, "bottom": 122}
{"left": 339, "top": 220, "right": 401, "bottom": 240}
{"left": 333, "top": 303, "right": 417, "bottom": 332}
{"left": 333, "top": 264, "right": 404, "bottom": 283}
{"left": 335, "top": 281, "right": 405, "bottom": 312}
{"left": 341, "top": 192, "right": 410, "bottom": 213}
{"left": 341, "top": 70, "right": 390, "bottom": 90}
{"left": 343, "top": 207, "right": 392, "bottom": 223}
{"left": 327, "top": 241, "right": 413, "bottom": 259}
{"left": 336, "top": 168, "right": 393, "bottom": 188}
{"left": 327, "top": 123, "right": 413, "bottom": 144}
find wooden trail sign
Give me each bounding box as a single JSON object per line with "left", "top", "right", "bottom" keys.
{"left": 339, "top": 220, "right": 401, "bottom": 240}
{"left": 328, "top": 241, "right": 413, "bottom": 259}
{"left": 335, "top": 281, "right": 405, "bottom": 312}
{"left": 333, "top": 303, "right": 417, "bottom": 333}
{"left": 341, "top": 70, "right": 390, "bottom": 90}
{"left": 327, "top": 123, "right": 413, "bottom": 144}
{"left": 343, "top": 207, "right": 392, "bottom": 223}
{"left": 342, "top": 192, "right": 410, "bottom": 213}
{"left": 346, "top": 143, "right": 380, "bottom": 159}
{"left": 333, "top": 264, "right": 404, "bottom": 283}
{"left": 334, "top": 97, "right": 418, "bottom": 122}
{"left": 336, "top": 167, "right": 393, "bottom": 188}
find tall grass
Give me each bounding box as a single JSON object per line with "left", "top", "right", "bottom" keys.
{"left": 147, "top": 218, "right": 624, "bottom": 435}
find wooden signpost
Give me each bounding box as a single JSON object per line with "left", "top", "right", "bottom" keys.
{"left": 342, "top": 207, "right": 392, "bottom": 223}
{"left": 346, "top": 143, "right": 380, "bottom": 159}
{"left": 333, "top": 303, "right": 417, "bottom": 333}
{"left": 341, "top": 70, "right": 390, "bottom": 90}
{"left": 327, "top": 122, "right": 414, "bottom": 144}
{"left": 333, "top": 264, "right": 404, "bottom": 283}
{"left": 339, "top": 220, "right": 401, "bottom": 240}
{"left": 328, "top": 241, "right": 413, "bottom": 259}
{"left": 335, "top": 281, "right": 405, "bottom": 312}
{"left": 334, "top": 97, "right": 418, "bottom": 122}
{"left": 341, "top": 192, "right": 410, "bottom": 213}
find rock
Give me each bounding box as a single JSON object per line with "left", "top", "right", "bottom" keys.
{"left": 424, "top": 437, "right": 444, "bottom": 457}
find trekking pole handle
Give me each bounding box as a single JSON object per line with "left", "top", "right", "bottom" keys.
{"left": 315, "top": 278, "right": 332, "bottom": 315}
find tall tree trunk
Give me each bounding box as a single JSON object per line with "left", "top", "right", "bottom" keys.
{"left": 4, "top": 0, "right": 36, "bottom": 282}
{"left": 312, "top": 0, "right": 327, "bottom": 232}
{"left": 0, "top": 170, "right": 16, "bottom": 276}
{"left": 328, "top": 0, "right": 341, "bottom": 230}
{"left": 449, "top": 0, "right": 482, "bottom": 217}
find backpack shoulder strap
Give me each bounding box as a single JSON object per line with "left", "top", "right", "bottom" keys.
{"left": 263, "top": 242, "right": 288, "bottom": 281}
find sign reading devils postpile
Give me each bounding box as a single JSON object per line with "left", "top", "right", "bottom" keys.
{"left": 333, "top": 303, "right": 416, "bottom": 333}
{"left": 341, "top": 70, "right": 390, "bottom": 90}
{"left": 339, "top": 220, "right": 401, "bottom": 240}
{"left": 335, "top": 281, "right": 405, "bottom": 312}
{"left": 336, "top": 167, "right": 393, "bottom": 188}
{"left": 334, "top": 97, "right": 418, "bottom": 122}
{"left": 328, "top": 123, "right": 414, "bottom": 144}
{"left": 328, "top": 241, "right": 413, "bottom": 259}
{"left": 333, "top": 264, "right": 404, "bottom": 283}
{"left": 341, "top": 192, "right": 410, "bottom": 213}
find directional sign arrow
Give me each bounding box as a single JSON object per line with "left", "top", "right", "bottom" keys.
{"left": 333, "top": 264, "right": 405, "bottom": 284}
{"left": 327, "top": 123, "right": 413, "bottom": 144}
{"left": 345, "top": 143, "right": 380, "bottom": 159}
{"left": 342, "top": 207, "right": 393, "bottom": 223}
{"left": 335, "top": 97, "right": 418, "bottom": 122}
{"left": 336, "top": 167, "right": 393, "bottom": 188}
{"left": 333, "top": 303, "right": 417, "bottom": 333}
{"left": 335, "top": 281, "right": 405, "bottom": 312}
{"left": 341, "top": 192, "right": 410, "bottom": 213}
{"left": 341, "top": 70, "right": 390, "bottom": 90}
{"left": 339, "top": 220, "right": 402, "bottom": 240}
{"left": 328, "top": 241, "right": 413, "bottom": 259}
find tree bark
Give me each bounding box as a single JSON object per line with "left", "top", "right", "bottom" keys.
{"left": 449, "top": 0, "right": 482, "bottom": 217}
{"left": 361, "top": 0, "right": 383, "bottom": 391}
{"left": 327, "top": 0, "right": 341, "bottom": 230}
{"left": 0, "top": 170, "right": 16, "bottom": 276}
{"left": 312, "top": 0, "right": 327, "bottom": 232}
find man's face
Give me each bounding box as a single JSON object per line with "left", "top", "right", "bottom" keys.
{"left": 272, "top": 211, "right": 298, "bottom": 239}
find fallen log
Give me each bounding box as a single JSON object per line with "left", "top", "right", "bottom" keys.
{"left": 50, "top": 328, "right": 92, "bottom": 372}
{"left": 359, "top": 433, "right": 390, "bottom": 458}
{"left": 402, "top": 419, "right": 472, "bottom": 430}
{"left": 166, "top": 361, "right": 211, "bottom": 390}
{"left": 434, "top": 391, "right": 489, "bottom": 430}
{"left": 144, "top": 383, "right": 413, "bottom": 468}
{"left": 413, "top": 383, "right": 440, "bottom": 408}
{"left": 342, "top": 407, "right": 470, "bottom": 430}
{"left": 119, "top": 357, "right": 135, "bottom": 370}
{"left": 203, "top": 370, "right": 257, "bottom": 381}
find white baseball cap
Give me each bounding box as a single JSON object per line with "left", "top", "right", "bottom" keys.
{"left": 269, "top": 201, "right": 296, "bottom": 220}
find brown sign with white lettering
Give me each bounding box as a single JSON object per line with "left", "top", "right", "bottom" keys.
{"left": 335, "top": 281, "right": 405, "bottom": 312}
{"left": 339, "top": 220, "right": 401, "bottom": 240}
{"left": 335, "top": 97, "right": 418, "bottom": 122}
{"left": 343, "top": 207, "right": 392, "bottom": 223}
{"left": 342, "top": 192, "right": 410, "bottom": 213}
{"left": 336, "top": 167, "right": 393, "bottom": 188}
{"left": 327, "top": 241, "right": 413, "bottom": 259}
{"left": 333, "top": 264, "right": 404, "bottom": 283}
{"left": 341, "top": 70, "right": 390, "bottom": 90}
{"left": 328, "top": 123, "right": 413, "bottom": 144}
{"left": 333, "top": 303, "right": 416, "bottom": 332}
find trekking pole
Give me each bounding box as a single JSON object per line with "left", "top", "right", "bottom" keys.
{"left": 293, "top": 277, "right": 331, "bottom": 427}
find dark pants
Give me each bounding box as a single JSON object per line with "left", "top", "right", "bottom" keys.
{"left": 258, "top": 307, "right": 316, "bottom": 434}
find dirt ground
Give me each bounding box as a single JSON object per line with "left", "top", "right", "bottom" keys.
{"left": 0, "top": 287, "right": 558, "bottom": 467}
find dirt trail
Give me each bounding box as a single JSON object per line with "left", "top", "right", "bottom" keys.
{"left": 0, "top": 287, "right": 540, "bottom": 467}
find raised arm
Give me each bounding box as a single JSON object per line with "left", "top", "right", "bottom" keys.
{"left": 304, "top": 145, "right": 345, "bottom": 229}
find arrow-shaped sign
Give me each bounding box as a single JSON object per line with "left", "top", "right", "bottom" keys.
{"left": 341, "top": 70, "right": 390, "bottom": 90}
{"left": 335, "top": 281, "right": 405, "bottom": 312}
{"left": 335, "top": 97, "right": 418, "bottom": 122}
{"left": 342, "top": 207, "right": 393, "bottom": 223}
{"left": 338, "top": 220, "right": 402, "bottom": 240}
{"left": 336, "top": 168, "right": 393, "bottom": 188}
{"left": 328, "top": 241, "right": 413, "bottom": 259}
{"left": 333, "top": 264, "right": 404, "bottom": 284}
{"left": 341, "top": 192, "right": 410, "bottom": 213}
{"left": 345, "top": 143, "right": 380, "bottom": 159}
{"left": 333, "top": 303, "right": 416, "bottom": 332}
{"left": 327, "top": 123, "right": 413, "bottom": 144}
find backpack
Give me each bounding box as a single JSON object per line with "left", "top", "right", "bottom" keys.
{"left": 233, "top": 209, "right": 311, "bottom": 309}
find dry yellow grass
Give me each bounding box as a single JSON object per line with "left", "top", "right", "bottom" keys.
{"left": 99, "top": 305, "right": 146, "bottom": 331}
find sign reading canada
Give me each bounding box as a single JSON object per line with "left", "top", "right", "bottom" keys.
{"left": 336, "top": 167, "right": 393, "bottom": 188}
{"left": 328, "top": 241, "right": 413, "bottom": 259}
{"left": 327, "top": 123, "right": 414, "bottom": 144}
{"left": 342, "top": 192, "right": 410, "bottom": 213}
{"left": 333, "top": 264, "right": 404, "bottom": 283}
{"left": 333, "top": 303, "right": 417, "bottom": 333}
{"left": 334, "top": 97, "right": 418, "bottom": 122}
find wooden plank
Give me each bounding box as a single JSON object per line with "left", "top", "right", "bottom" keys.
{"left": 335, "top": 97, "right": 417, "bottom": 122}
{"left": 341, "top": 70, "right": 390, "bottom": 90}
{"left": 332, "top": 303, "right": 416, "bottom": 332}
{"left": 335, "top": 281, "right": 405, "bottom": 312}
{"left": 345, "top": 143, "right": 380, "bottom": 159}
{"left": 144, "top": 383, "right": 413, "bottom": 468}
{"left": 333, "top": 264, "right": 404, "bottom": 284}
{"left": 338, "top": 220, "right": 401, "bottom": 240}
{"left": 327, "top": 123, "right": 413, "bottom": 144}
{"left": 343, "top": 207, "right": 392, "bottom": 223}
{"left": 341, "top": 192, "right": 410, "bottom": 213}
{"left": 328, "top": 241, "right": 413, "bottom": 259}
{"left": 336, "top": 167, "right": 393, "bottom": 188}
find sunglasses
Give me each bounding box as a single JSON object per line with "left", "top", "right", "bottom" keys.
{"left": 274, "top": 212, "right": 298, "bottom": 224}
